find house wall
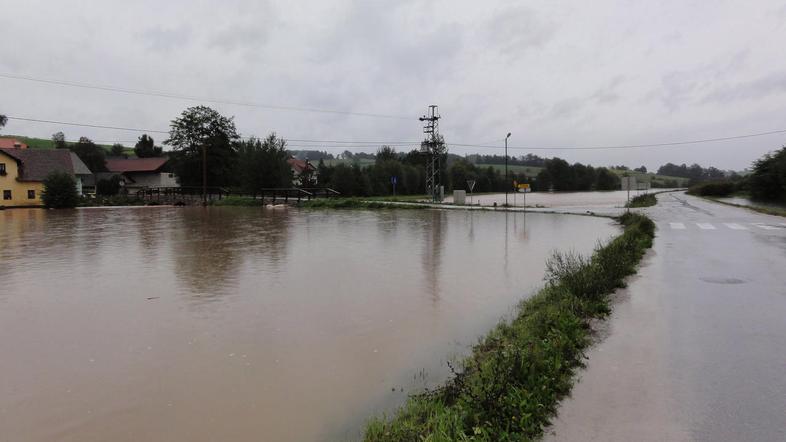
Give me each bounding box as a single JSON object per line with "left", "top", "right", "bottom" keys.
{"left": 125, "top": 172, "right": 179, "bottom": 189}
{"left": 0, "top": 153, "right": 44, "bottom": 207}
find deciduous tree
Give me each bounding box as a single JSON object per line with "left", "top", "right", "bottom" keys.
{"left": 164, "top": 106, "right": 239, "bottom": 187}
{"left": 42, "top": 171, "right": 79, "bottom": 208}
{"left": 134, "top": 134, "right": 163, "bottom": 158}
{"left": 71, "top": 137, "right": 107, "bottom": 172}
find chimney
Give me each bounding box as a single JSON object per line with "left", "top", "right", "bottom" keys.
{"left": 13, "top": 141, "right": 21, "bottom": 149}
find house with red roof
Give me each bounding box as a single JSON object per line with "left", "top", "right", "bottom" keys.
{"left": 287, "top": 157, "right": 317, "bottom": 186}
{"left": 0, "top": 138, "right": 29, "bottom": 149}
{"left": 105, "top": 157, "right": 178, "bottom": 191}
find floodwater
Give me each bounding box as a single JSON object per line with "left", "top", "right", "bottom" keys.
{"left": 0, "top": 207, "right": 618, "bottom": 441}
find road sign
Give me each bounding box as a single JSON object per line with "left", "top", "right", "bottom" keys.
{"left": 467, "top": 180, "right": 476, "bottom": 192}
{"left": 517, "top": 183, "right": 531, "bottom": 192}
{"left": 391, "top": 176, "right": 397, "bottom": 185}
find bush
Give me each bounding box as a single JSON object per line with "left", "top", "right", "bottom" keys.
{"left": 687, "top": 180, "right": 735, "bottom": 197}
{"left": 41, "top": 171, "right": 79, "bottom": 208}
{"left": 96, "top": 175, "right": 122, "bottom": 196}
{"left": 626, "top": 193, "right": 657, "bottom": 208}
{"left": 749, "top": 147, "right": 786, "bottom": 203}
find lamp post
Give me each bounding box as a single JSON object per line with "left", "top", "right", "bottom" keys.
{"left": 505, "top": 132, "right": 511, "bottom": 207}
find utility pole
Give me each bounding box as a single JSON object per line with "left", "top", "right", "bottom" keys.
{"left": 419, "top": 105, "right": 446, "bottom": 202}
{"left": 505, "top": 132, "right": 511, "bottom": 207}
{"left": 202, "top": 144, "right": 207, "bottom": 206}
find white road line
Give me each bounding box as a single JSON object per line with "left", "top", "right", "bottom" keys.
{"left": 723, "top": 223, "right": 748, "bottom": 230}
{"left": 669, "top": 222, "right": 686, "bottom": 230}
{"left": 696, "top": 223, "right": 716, "bottom": 230}
{"left": 752, "top": 223, "right": 779, "bottom": 230}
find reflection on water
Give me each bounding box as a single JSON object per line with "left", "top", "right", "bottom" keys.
{"left": 0, "top": 206, "right": 617, "bottom": 441}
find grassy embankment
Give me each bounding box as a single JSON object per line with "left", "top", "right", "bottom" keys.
{"left": 364, "top": 212, "right": 656, "bottom": 441}
{"left": 3, "top": 134, "right": 135, "bottom": 155}
{"left": 625, "top": 193, "right": 657, "bottom": 208}
{"left": 687, "top": 182, "right": 786, "bottom": 218}
{"left": 703, "top": 197, "right": 786, "bottom": 218}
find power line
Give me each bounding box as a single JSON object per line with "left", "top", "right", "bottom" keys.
{"left": 5, "top": 115, "right": 785, "bottom": 151}
{"left": 0, "top": 72, "right": 412, "bottom": 120}
{"left": 6, "top": 116, "right": 170, "bottom": 134}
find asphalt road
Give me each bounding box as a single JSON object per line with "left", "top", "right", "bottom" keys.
{"left": 546, "top": 192, "right": 786, "bottom": 442}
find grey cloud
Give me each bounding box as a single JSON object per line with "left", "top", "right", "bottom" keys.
{"left": 481, "top": 6, "right": 555, "bottom": 57}
{"left": 142, "top": 25, "right": 193, "bottom": 53}
{"left": 647, "top": 50, "right": 749, "bottom": 111}
{"left": 700, "top": 71, "right": 786, "bottom": 104}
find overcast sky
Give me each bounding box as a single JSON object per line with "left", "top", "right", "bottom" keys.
{"left": 2, "top": 0, "right": 786, "bottom": 170}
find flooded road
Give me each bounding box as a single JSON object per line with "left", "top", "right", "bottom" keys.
{"left": 0, "top": 207, "right": 618, "bottom": 441}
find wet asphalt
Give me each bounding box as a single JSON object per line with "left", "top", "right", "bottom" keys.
{"left": 546, "top": 192, "right": 786, "bottom": 442}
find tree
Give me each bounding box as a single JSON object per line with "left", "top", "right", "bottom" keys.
{"left": 134, "top": 134, "right": 163, "bottom": 158}
{"left": 110, "top": 143, "right": 126, "bottom": 157}
{"left": 71, "top": 137, "right": 107, "bottom": 172}
{"left": 237, "top": 134, "right": 292, "bottom": 194}
{"left": 376, "top": 146, "right": 398, "bottom": 163}
{"left": 41, "top": 171, "right": 79, "bottom": 208}
{"left": 96, "top": 175, "right": 122, "bottom": 196}
{"left": 0, "top": 114, "right": 7, "bottom": 131}
{"left": 165, "top": 106, "right": 240, "bottom": 187}
{"left": 634, "top": 166, "right": 647, "bottom": 173}
{"left": 52, "top": 132, "right": 68, "bottom": 149}
{"left": 595, "top": 167, "right": 620, "bottom": 190}
{"left": 749, "top": 146, "right": 786, "bottom": 202}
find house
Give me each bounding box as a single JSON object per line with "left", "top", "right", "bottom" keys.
{"left": 0, "top": 138, "right": 29, "bottom": 149}
{"left": 0, "top": 148, "right": 92, "bottom": 207}
{"left": 287, "top": 157, "right": 317, "bottom": 186}
{"left": 105, "top": 157, "right": 178, "bottom": 191}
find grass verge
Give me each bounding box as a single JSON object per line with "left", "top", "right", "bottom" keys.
{"left": 364, "top": 212, "right": 655, "bottom": 441}
{"left": 300, "top": 198, "right": 428, "bottom": 209}
{"left": 703, "top": 197, "right": 786, "bottom": 218}
{"left": 625, "top": 193, "right": 657, "bottom": 208}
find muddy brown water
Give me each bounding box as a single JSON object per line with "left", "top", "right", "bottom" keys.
{"left": 0, "top": 207, "right": 618, "bottom": 441}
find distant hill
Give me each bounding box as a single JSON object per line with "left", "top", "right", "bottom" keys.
{"left": 1, "top": 135, "right": 134, "bottom": 156}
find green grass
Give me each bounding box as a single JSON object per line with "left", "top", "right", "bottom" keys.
{"left": 626, "top": 193, "right": 657, "bottom": 208}
{"left": 300, "top": 198, "right": 427, "bottom": 209}
{"left": 609, "top": 169, "right": 689, "bottom": 187}
{"left": 2, "top": 134, "right": 133, "bottom": 155}
{"left": 703, "top": 197, "right": 786, "bottom": 218}
{"left": 211, "top": 196, "right": 266, "bottom": 206}
{"left": 322, "top": 158, "right": 376, "bottom": 168}
{"left": 364, "top": 212, "right": 656, "bottom": 441}
{"left": 477, "top": 164, "right": 544, "bottom": 177}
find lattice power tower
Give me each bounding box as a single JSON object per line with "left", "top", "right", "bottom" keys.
{"left": 419, "top": 105, "right": 446, "bottom": 202}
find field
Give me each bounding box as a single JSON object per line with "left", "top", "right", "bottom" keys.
{"left": 609, "top": 169, "right": 689, "bottom": 187}
{"left": 3, "top": 134, "right": 134, "bottom": 155}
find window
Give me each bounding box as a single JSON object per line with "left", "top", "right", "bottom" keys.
{"left": 0, "top": 163, "right": 6, "bottom": 175}
{"left": 28, "top": 190, "right": 35, "bottom": 199}
{"left": 3, "top": 190, "right": 11, "bottom": 200}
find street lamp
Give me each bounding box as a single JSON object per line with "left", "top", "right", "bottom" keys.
{"left": 505, "top": 132, "right": 511, "bottom": 207}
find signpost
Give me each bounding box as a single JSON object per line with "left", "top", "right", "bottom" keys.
{"left": 621, "top": 176, "right": 636, "bottom": 208}
{"left": 517, "top": 183, "right": 531, "bottom": 208}
{"left": 391, "top": 176, "right": 398, "bottom": 197}
{"left": 467, "top": 179, "right": 476, "bottom": 205}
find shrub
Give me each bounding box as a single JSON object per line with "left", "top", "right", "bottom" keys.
{"left": 626, "top": 193, "right": 657, "bottom": 208}
{"left": 41, "top": 171, "right": 79, "bottom": 208}
{"left": 687, "top": 180, "right": 735, "bottom": 197}
{"left": 96, "top": 175, "right": 122, "bottom": 196}
{"left": 749, "top": 147, "right": 786, "bottom": 202}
